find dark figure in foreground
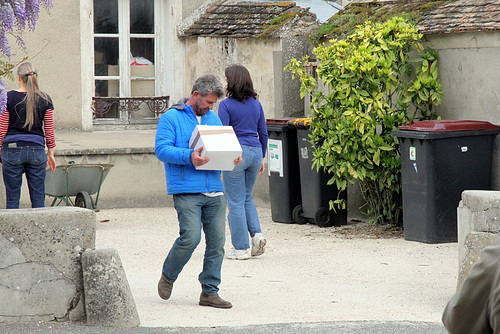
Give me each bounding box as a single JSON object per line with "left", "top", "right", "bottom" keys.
{"left": 443, "top": 235, "right": 500, "bottom": 333}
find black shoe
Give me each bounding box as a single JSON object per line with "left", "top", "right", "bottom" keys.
{"left": 158, "top": 276, "right": 173, "bottom": 300}
{"left": 199, "top": 292, "right": 232, "bottom": 309}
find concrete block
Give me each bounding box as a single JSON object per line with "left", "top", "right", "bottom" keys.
{"left": 0, "top": 207, "right": 96, "bottom": 323}
{"left": 82, "top": 249, "right": 140, "bottom": 327}
{"left": 457, "top": 232, "right": 498, "bottom": 291}
{"left": 457, "top": 190, "right": 500, "bottom": 266}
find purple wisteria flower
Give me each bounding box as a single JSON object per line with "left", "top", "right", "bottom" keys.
{"left": 0, "top": 0, "right": 53, "bottom": 56}
{"left": 0, "top": 78, "right": 7, "bottom": 113}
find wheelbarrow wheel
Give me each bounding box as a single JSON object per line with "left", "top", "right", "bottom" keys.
{"left": 75, "top": 191, "right": 93, "bottom": 209}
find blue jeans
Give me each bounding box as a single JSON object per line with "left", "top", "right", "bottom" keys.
{"left": 1, "top": 145, "right": 47, "bottom": 209}
{"left": 223, "top": 145, "right": 262, "bottom": 250}
{"left": 163, "top": 193, "right": 226, "bottom": 295}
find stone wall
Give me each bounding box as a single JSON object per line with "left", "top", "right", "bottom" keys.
{"left": 0, "top": 207, "right": 96, "bottom": 322}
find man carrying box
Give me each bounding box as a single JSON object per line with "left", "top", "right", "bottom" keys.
{"left": 155, "top": 75, "right": 241, "bottom": 309}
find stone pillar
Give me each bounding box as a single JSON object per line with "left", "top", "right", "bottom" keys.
{"left": 456, "top": 190, "right": 500, "bottom": 290}
{"left": 82, "top": 248, "right": 140, "bottom": 327}
{"left": 457, "top": 191, "right": 500, "bottom": 265}
{"left": 457, "top": 232, "right": 498, "bottom": 290}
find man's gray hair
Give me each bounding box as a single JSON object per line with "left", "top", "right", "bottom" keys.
{"left": 191, "top": 75, "right": 224, "bottom": 98}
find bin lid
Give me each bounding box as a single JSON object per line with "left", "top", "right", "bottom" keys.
{"left": 398, "top": 120, "right": 500, "bottom": 132}
{"left": 266, "top": 117, "right": 300, "bottom": 125}
{"left": 392, "top": 120, "right": 500, "bottom": 140}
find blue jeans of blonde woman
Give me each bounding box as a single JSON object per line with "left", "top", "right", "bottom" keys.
{"left": 1, "top": 145, "right": 47, "bottom": 209}
{"left": 223, "top": 145, "right": 263, "bottom": 250}
{"left": 162, "top": 193, "right": 226, "bottom": 295}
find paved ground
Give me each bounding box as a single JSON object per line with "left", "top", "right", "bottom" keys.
{"left": 0, "top": 206, "right": 457, "bottom": 333}
{"left": 0, "top": 320, "right": 447, "bottom": 333}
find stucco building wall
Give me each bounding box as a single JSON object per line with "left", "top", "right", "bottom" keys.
{"left": 182, "top": 37, "right": 281, "bottom": 119}
{"left": 425, "top": 32, "right": 500, "bottom": 123}
{"left": 3, "top": 1, "right": 310, "bottom": 131}
{"left": 4, "top": 0, "right": 190, "bottom": 132}
{"left": 182, "top": 35, "right": 309, "bottom": 120}
{"left": 6, "top": 1, "right": 83, "bottom": 130}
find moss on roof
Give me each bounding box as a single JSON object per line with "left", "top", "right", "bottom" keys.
{"left": 267, "top": 1, "right": 295, "bottom": 6}
{"left": 259, "top": 8, "right": 308, "bottom": 38}
{"left": 309, "top": 0, "right": 455, "bottom": 44}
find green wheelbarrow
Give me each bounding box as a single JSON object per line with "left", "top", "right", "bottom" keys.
{"left": 45, "top": 163, "right": 113, "bottom": 209}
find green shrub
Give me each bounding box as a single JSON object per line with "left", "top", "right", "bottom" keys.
{"left": 285, "top": 17, "right": 443, "bottom": 226}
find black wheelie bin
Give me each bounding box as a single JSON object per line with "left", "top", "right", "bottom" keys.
{"left": 266, "top": 118, "right": 302, "bottom": 223}
{"left": 289, "top": 119, "right": 347, "bottom": 227}
{"left": 392, "top": 120, "right": 500, "bottom": 243}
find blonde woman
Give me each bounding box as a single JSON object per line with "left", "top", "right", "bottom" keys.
{"left": 0, "top": 62, "right": 56, "bottom": 209}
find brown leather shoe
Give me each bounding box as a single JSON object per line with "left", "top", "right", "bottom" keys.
{"left": 158, "top": 276, "right": 173, "bottom": 300}
{"left": 199, "top": 292, "right": 232, "bottom": 309}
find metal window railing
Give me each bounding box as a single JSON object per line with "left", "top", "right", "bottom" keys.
{"left": 92, "top": 96, "right": 170, "bottom": 124}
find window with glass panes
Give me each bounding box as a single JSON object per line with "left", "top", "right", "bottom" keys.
{"left": 93, "top": 0, "right": 160, "bottom": 122}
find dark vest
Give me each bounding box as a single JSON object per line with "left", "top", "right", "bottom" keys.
{"left": 6, "top": 90, "right": 53, "bottom": 138}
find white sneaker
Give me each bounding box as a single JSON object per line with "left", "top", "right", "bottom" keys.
{"left": 251, "top": 233, "right": 266, "bottom": 257}
{"left": 226, "top": 248, "right": 250, "bottom": 260}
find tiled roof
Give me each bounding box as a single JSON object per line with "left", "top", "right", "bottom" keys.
{"left": 318, "top": 0, "right": 449, "bottom": 40}
{"left": 416, "top": 0, "right": 500, "bottom": 34}
{"left": 178, "top": 1, "right": 316, "bottom": 38}
{"left": 322, "top": 0, "right": 500, "bottom": 39}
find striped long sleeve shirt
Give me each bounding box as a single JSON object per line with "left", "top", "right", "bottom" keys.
{"left": 0, "top": 90, "right": 56, "bottom": 149}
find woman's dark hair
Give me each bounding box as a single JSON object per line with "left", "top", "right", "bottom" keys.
{"left": 225, "top": 64, "right": 257, "bottom": 102}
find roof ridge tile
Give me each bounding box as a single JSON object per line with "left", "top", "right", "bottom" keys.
{"left": 178, "top": 0, "right": 316, "bottom": 38}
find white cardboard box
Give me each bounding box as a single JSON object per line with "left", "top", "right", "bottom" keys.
{"left": 189, "top": 125, "right": 242, "bottom": 171}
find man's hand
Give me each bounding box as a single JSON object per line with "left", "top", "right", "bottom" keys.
{"left": 234, "top": 155, "right": 242, "bottom": 166}
{"left": 191, "top": 146, "right": 209, "bottom": 166}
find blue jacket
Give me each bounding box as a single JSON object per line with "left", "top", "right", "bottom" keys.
{"left": 155, "top": 99, "right": 224, "bottom": 195}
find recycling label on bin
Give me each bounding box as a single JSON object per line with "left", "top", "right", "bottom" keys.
{"left": 410, "top": 146, "right": 416, "bottom": 161}
{"left": 268, "top": 139, "right": 284, "bottom": 177}
{"left": 300, "top": 147, "right": 309, "bottom": 160}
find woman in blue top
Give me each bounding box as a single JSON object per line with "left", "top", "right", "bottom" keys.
{"left": 219, "top": 64, "right": 268, "bottom": 260}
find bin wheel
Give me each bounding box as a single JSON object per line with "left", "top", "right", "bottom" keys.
{"left": 314, "top": 207, "right": 333, "bottom": 228}
{"left": 292, "top": 205, "right": 308, "bottom": 224}
{"left": 75, "top": 191, "right": 93, "bottom": 209}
